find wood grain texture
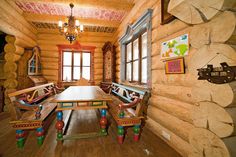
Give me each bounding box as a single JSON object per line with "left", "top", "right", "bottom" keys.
{"left": 168, "top": 0, "right": 234, "bottom": 24}
{"left": 52, "top": 86, "right": 112, "bottom": 103}
{"left": 192, "top": 101, "right": 236, "bottom": 138}
{"left": 190, "top": 11, "right": 236, "bottom": 48}
{"left": 146, "top": 118, "right": 192, "bottom": 157}
{"left": 8, "top": 83, "right": 54, "bottom": 97}
{"left": 189, "top": 128, "right": 233, "bottom": 157}
{"left": 0, "top": 111, "right": 182, "bottom": 157}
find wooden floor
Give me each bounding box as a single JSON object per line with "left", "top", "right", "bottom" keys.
{"left": 0, "top": 110, "right": 181, "bottom": 157}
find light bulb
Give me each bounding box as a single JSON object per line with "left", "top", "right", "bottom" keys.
{"left": 80, "top": 25, "right": 84, "bottom": 32}
{"left": 75, "top": 20, "right": 80, "bottom": 27}
{"left": 64, "top": 27, "right": 67, "bottom": 32}
{"left": 58, "top": 21, "right": 63, "bottom": 27}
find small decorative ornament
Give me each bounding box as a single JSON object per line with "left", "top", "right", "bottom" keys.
{"left": 197, "top": 62, "right": 236, "bottom": 84}
{"left": 165, "top": 58, "right": 185, "bottom": 74}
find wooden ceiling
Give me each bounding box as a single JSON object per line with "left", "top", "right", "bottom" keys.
{"left": 12, "top": 0, "right": 135, "bottom": 33}
{"left": 32, "top": 22, "right": 117, "bottom": 33}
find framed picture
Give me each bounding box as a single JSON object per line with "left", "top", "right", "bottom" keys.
{"left": 161, "top": 33, "right": 189, "bottom": 60}
{"left": 165, "top": 58, "right": 185, "bottom": 74}
{"left": 161, "top": 0, "right": 175, "bottom": 24}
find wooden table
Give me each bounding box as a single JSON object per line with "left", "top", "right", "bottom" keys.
{"left": 52, "top": 86, "right": 112, "bottom": 141}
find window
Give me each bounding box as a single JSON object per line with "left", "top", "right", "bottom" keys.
{"left": 125, "top": 32, "right": 147, "bottom": 84}
{"left": 120, "top": 9, "right": 152, "bottom": 86}
{"left": 62, "top": 51, "right": 91, "bottom": 81}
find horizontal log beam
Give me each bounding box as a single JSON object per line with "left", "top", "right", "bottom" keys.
{"left": 146, "top": 118, "right": 192, "bottom": 157}
{"left": 148, "top": 106, "right": 195, "bottom": 142}
{"left": 0, "top": 19, "right": 36, "bottom": 47}
{"left": 149, "top": 95, "right": 193, "bottom": 123}
{"left": 37, "top": 28, "right": 114, "bottom": 37}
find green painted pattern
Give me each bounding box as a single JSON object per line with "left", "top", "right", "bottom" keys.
{"left": 37, "top": 136, "right": 44, "bottom": 145}
{"left": 17, "top": 138, "right": 24, "bottom": 148}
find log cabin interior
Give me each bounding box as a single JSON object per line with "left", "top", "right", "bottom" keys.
{"left": 0, "top": 0, "right": 236, "bottom": 157}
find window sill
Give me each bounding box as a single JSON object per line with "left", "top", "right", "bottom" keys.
{"left": 62, "top": 81, "right": 77, "bottom": 83}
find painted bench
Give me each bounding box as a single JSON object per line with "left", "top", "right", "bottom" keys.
{"left": 108, "top": 82, "right": 150, "bottom": 144}
{"left": 8, "top": 83, "right": 63, "bottom": 148}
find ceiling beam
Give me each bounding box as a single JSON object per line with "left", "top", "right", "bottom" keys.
{"left": 16, "top": 0, "right": 134, "bottom": 11}
{"left": 6, "top": 0, "right": 24, "bottom": 15}
{"left": 37, "top": 28, "right": 114, "bottom": 36}
{"left": 23, "top": 13, "right": 121, "bottom": 27}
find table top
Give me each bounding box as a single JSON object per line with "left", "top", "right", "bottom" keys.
{"left": 52, "top": 86, "right": 112, "bottom": 103}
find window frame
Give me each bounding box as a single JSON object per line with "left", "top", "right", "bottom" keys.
{"left": 62, "top": 51, "right": 91, "bottom": 81}
{"left": 125, "top": 30, "right": 147, "bottom": 84}
{"left": 119, "top": 9, "right": 153, "bottom": 87}
{"left": 57, "top": 42, "right": 96, "bottom": 85}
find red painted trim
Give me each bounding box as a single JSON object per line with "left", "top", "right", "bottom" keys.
{"left": 57, "top": 41, "right": 96, "bottom": 86}
{"left": 57, "top": 41, "right": 96, "bottom": 52}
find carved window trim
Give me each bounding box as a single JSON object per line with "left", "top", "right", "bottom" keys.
{"left": 57, "top": 41, "right": 96, "bottom": 85}
{"left": 62, "top": 51, "right": 91, "bottom": 81}
{"left": 28, "top": 46, "right": 42, "bottom": 76}
{"left": 119, "top": 9, "right": 153, "bottom": 87}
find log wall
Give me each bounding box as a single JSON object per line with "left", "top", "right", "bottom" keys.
{"left": 0, "top": 0, "right": 37, "bottom": 47}
{"left": 37, "top": 30, "right": 114, "bottom": 85}
{"left": 0, "top": 1, "right": 37, "bottom": 112}
{"left": 0, "top": 52, "right": 5, "bottom": 84}
{"left": 112, "top": 0, "right": 236, "bottom": 157}
{"left": 3, "top": 35, "right": 24, "bottom": 112}
{"left": 17, "top": 49, "right": 34, "bottom": 90}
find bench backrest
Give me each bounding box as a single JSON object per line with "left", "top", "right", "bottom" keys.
{"left": 76, "top": 78, "right": 90, "bottom": 86}
{"left": 8, "top": 83, "right": 57, "bottom": 120}
{"left": 110, "top": 82, "right": 150, "bottom": 116}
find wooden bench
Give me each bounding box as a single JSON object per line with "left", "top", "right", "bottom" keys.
{"left": 8, "top": 83, "right": 63, "bottom": 148}
{"left": 108, "top": 82, "right": 150, "bottom": 144}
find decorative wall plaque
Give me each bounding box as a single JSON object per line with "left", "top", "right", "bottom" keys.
{"left": 161, "top": 33, "right": 189, "bottom": 60}
{"left": 102, "top": 42, "right": 116, "bottom": 82}
{"left": 197, "top": 62, "right": 236, "bottom": 84}
{"left": 165, "top": 58, "right": 185, "bottom": 74}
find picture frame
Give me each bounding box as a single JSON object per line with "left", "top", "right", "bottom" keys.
{"left": 161, "top": 33, "right": 189, "bottom": 60}
{"left": 161, "top": 0, "right": 175, "bottom": 25}
{"left": 165, "top": 58, "right": 185, "bottom": 74}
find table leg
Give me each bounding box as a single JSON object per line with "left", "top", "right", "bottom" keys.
{"left": 100, "top": 109, "right": 107, "bottom": 135}
{"left": 36, "top": 127, "right": 44, "bottom": 145}
{"left": 16, "top": 130, "right": 25, "bottom": 148}
{"left": 56, "top": 111, "right": 64, "bottom": 141}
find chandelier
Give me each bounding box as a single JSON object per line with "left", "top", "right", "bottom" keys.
{"left": 58, "top": 3, "right": 84, "bottom": 43}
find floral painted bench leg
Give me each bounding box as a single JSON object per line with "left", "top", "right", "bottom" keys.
{"left": 133, "top": 125, "right": 141, "bottom": 142}
{"left": 117, "top": 126, "right": 124, "bottom": 144}
{"left": 16, "top": 130, "right": 25, "bottom": 148}
{"left": 36, "top": 127, "right": 44, "bottom": 145}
